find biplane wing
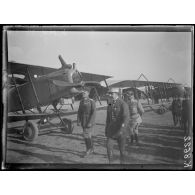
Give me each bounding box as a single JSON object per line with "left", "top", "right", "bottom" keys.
{"left": 109, "top": 79, "right": 190, "bottom": 115}
{"left": 8, "top": 62, "right": 112, "bottom": 84}
{"left": 109, "top": 80, "right": 182, "bottom": 88}
{"left": 8, "top": 62, "right": 57, "bottom": 81}
{"left": 109, "top": 79, "right": 187, "bottom": 98}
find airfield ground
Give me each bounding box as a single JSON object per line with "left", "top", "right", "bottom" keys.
{"left": 5, "top": 101, "right": 187, "bottom": 169}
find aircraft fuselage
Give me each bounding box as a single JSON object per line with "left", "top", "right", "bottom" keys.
{"left": 8, "top": 67, "right": 82, "bottom": 112}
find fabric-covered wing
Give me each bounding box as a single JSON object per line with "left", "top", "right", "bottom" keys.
{"left": 8, "top": 62, "right": 112, "bottom": 83}
{"left": 109, "top": 80, "right": 182, "bottom": 88}
{"left": 8, "top": 62, "right": 58, "bottom": 80}
{"left": 81, "top": 72, "right": 112, "bottom": 82}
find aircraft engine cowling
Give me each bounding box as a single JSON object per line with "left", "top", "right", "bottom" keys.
{"left": 70, "top": 87, "right": 82, "bottom": 94}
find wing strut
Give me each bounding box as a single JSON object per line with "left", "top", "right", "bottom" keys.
{"left": 94, "top": 87, "right": 102, "bottom": 105}
{"left": 162, "top": 83, "right": 168, "bottom": 101}
{"left": 26, "top": 67, "right": 42, "bottom": 113}
{"left": 104, "top": 79, "right": 109, "bottom": 88}
{"left": 133, "top": 81, "right": 139, "bottom": 100}
{"left": 12, "top": 74, "right": 26, "bottom": 114}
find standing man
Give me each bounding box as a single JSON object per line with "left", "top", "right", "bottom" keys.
{"left": 105, "top": 88, "right": 129, "bottom": 164}
{"left": 171, "top": 96, "right": 177, "bottom": 126}
{"left": 125, "top": 90, "right": 144, "bottom": 145}
{"left": 171, "top": 96, "right": 182, "bottom": 127}
{"left": 181, "top": 93, "right": 191, "bottom": 135}
{"left": 77, "top": 88, "right": 96, "bottom": 157}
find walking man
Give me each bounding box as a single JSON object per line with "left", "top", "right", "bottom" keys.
{"left": 125, "top": 90, "right": 144, "bottom": 145}
{"left": 77, "top": 88, "right": 96, "bottom": 157}
{"left": 105, "top": 88, "right": 129, "bottom": 164}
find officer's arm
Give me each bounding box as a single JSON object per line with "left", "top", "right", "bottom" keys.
{"left": 138, "top": 100, "right": 144, "bottom": 115}
{"left": 77, "top": 102, "right": 82, "bottom": 125}
{"left": 122, "top": 101, "right": 130, "bottom": 126}
{"left": 116, "top": 102, "right": 129, "bottom": 136}
{"left": 87, "top": 100, "right": 96, "bottom": 127}
{"left": 106, "top": 105, "right": 111, "bottom": 128}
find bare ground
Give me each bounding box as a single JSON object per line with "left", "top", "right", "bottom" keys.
{"left": 5, "top": 105, "right": 187, "bottom": 169}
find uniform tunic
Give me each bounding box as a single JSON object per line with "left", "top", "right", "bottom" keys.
{"left": 126, "top": 99, "right": 144, "bottom": 126}
{"left": 172, "top": 99, "right": 182, "bottom": 115}
{"left": 171, "top": 99, "right": 182, "bottom": 126}
{"left": 182, "top": 98, "right": 191, "bottom": 133}
{"left": 77, "top": 98, "right": 96, "bottom": 128}
{"left": 105, "top": 97, "right": 129, "bottom": 139}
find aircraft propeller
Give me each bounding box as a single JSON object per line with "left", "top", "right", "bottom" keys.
{"left": 58, "top": 55, "right": 72, "bottom": 69}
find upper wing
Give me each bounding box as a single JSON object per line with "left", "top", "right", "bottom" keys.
{"left": 81, "top": 72, "right": 112, "bottom": 82}
{"left": 8, "top": 62, "right": 58, "bottom": 79}
{"left": 8, "top": 62, "right": 112, "bottom": 82}
{"left": 109, "top": 80, "right": 182, "bottom": 88}
{"left": 52, "top": 80, "right": 101, "bottom": 88}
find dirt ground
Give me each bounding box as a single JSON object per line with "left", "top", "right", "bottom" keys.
{"left": 5, "top": 103, "right": 187, "bottom": 169}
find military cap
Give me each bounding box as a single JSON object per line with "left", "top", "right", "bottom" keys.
{"left": 81, "top": 87, "right": 91, "bottom": 93}
{"left": 126, "top": 90, "right": 135, "bottom": 96}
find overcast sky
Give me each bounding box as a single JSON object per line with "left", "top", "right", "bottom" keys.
{"left": 8, "top": 31, "right": 192, "bottom": 86}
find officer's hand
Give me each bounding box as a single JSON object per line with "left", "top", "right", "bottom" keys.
{"left": 118, "top": 131, "right": 123, "bottom": 135}
{"left": 87, "top": 123, "right": 92, "bottom": 128}
{"left": 116, "top": 130, "right": 123, "bottom": 137}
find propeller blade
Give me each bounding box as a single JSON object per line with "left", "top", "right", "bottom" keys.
{"left": 58, "top": 55, "right": 72, "bottom": 69}
{"left": 78, "top": 71, "right": 83, "bottom": 80}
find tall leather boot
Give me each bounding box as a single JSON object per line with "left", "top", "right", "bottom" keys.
{"left": 130, "top": 135, "right": 134, "bottom": 144}
{"left": 90, "top": 138, "right": 94, "bottom": 153}
{"left": 83, "top": 138, "right": 90, "bottom": 157}
{"left": 84, "top": 138, "right": 89, "bottom": 150}
{"left": 135, "top": 134, "right": 139, "bottom": 145}
{"left": 108, "top": 152, "right": 113, "bottom": 164}
{"left": 107, "top": 149, "right": 113, "bottom": 164}
{"left": 120, "top": 154, "right": 125, "bottom": 164}
{"left": 84, "top": 138, "right": 94, "bottom": 157}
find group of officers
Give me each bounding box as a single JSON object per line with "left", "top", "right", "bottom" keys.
{"left": 77, "top": 87, "right": 144, "bottom": 164}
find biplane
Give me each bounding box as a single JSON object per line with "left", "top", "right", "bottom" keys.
{"left": 109, "top": 75, "right": 190, "bottom": 115}
{"left": 6, "top": 55, "right": 111, "bottom": 141}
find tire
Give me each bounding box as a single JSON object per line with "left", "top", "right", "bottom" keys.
{"left": 61, "top": 118, "right": 74, "bottom": 134}
{"left": 23, "top": 121, "right": 39, "bottom": 141}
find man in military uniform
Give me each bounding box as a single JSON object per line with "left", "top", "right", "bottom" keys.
{"left": 171, "top": 96, "right": 182, "bottom": 127}
{"left": 77, "top": 88, "right": 96, "bottom": 157}
{"left": 181, "top": 93, "right": 192, "bottom": 135}
{"left": 125, "top": 90, "right": 144, "bottom": 145}
{"left": 105, "top": 88, "right": 129, "bottom": 164}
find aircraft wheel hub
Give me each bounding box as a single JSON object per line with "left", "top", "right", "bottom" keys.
{"left": 23, "top": 121, "right": 39, "bottom": 141}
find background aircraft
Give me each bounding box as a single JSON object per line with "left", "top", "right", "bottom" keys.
{"left": 109, "top": 79, "right": 191, "bottom": 114}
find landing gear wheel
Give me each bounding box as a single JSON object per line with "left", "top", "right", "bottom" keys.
{"left": 61, "top": 118, "right": 74, "bottom": 134}
{"left": 157, "top": 106, "right": 166, "bottom": 114}
{"left": 23, "top": 121, "right": 39, "bottom": 141}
